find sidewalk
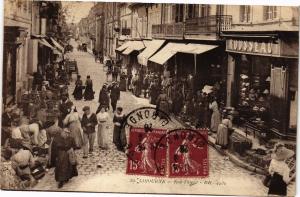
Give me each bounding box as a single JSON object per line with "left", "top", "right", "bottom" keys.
{"left": 173, "top": 117, "right": 268, "bottom": 176}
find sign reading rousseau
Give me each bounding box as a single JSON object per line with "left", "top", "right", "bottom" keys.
{"left": 226, "top": 39, "right": 280, "bottom": 56}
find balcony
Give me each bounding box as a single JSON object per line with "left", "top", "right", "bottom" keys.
{"left": 121, "top": 28, "right": 131, "bottom": 36}
{"left": 185, "top": 15, "right": 232, "bottom": 35}
{"left": 152, "top": 23, "right": 184, "bottom": 39}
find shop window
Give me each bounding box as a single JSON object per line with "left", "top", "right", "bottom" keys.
{"left": 237, "top": 55, "right": 271, "bottom": 121}
{"left": 264, "top": 6, "right": 278, "bottom": 20}
{"left": 240, "top": 5, "right": 251, "bottom": 23}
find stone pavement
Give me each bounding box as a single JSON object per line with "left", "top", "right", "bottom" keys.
{"left": 32, "top": 40, "right": 295, "bottom": 196}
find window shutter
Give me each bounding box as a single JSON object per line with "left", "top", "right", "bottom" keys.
{"left": 240, "top": 6, "right": 244, "bottom": 22}
{"left": 263, "top": 6, "right": 268, "bottom": 20}
{"left": 195, "top": 5, "right": 199, "bottom": 17}
{"left": 172, "top": 5, "right": 176, "bottom": 22}
{"left": 273, "top": 6, "right": 278, "bottom": 19}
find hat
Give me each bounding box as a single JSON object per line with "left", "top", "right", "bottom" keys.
{"left": 263, "top": 89, "right": 269, "bottom": 94}
{"left": 240, "top": 74, "right": 249, "bottom": 79}
{"left": 249, "top": 89, "right": 255, "bottom": 94}
{"left": 272, "top": 143, "right": 294, "bottom": 161}
{"left": 83, "top": 106, "right": 90, "bottom": 111}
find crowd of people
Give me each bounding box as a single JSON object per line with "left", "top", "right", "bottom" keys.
{"left": 1, "top": 79, "right": 127, "bottom": 189}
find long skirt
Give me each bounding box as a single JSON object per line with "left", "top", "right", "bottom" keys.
{"left": 84, "top": 86, "right": 94, "bottom": 100}
{"left": 120, "top": 78, "right": 126, "bottom": 91}
{"left": 97, "top": 123, "right": 108, "bottom": 148}
{"left": 113, "top": 126, "right": 127, "bottom": 149}
{"left": 210, "top": 110, "right": 221, "bottom": 132}
{"left": 268, "top": 173, "right": 287, "bottom": 196}
{"left": 216, "top": 126, "right": 228, "bottom": 147}
{"left": 157, "top": 101, "right": 169, "bottom": 117}
{"left": 69, "top": 121, "right": 83, "bottom": 149}
{"left": 72, "top": 86, "right": 83, "bottom": 100}
{"left": 55, "top": 150, "right": 78, "bottom": 182}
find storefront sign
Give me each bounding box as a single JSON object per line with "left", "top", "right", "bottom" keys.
{"left": 226, "top": 39, "right": 280, "bottom": 56}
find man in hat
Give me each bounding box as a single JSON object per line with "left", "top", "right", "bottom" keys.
{"left": 81, "top": 106, "right": 97, "bottom": 158}
{"left": 109, "top": 82, "right": 120, "bottom": 113}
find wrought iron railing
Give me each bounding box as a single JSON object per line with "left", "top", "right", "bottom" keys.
{"left": 185, "top": 15, "right": 232, "bottom": 34}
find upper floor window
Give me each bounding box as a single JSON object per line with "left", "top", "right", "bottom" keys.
{"left": 264, "top": 6, "right": 278, "bottom": 20}
{"left": 187, "top": 4, "right": 199, "bottom": 19}
{"left": 199, "top": 5, "right": 210, "bottom": 17}
{"left": 172, "top": 4, "right": 184, "bottom": 22}
{"left": 240, "top": 5, "right": 251, "bottom": 23}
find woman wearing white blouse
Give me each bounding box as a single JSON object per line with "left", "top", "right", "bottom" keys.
{"left": 268, "top": 143, "right": 294, "bottom": 196}
{"left": 96, "top": 106, "right": 110, "bottom": 149}
{"left": 63, "top": 105, "right": 84, "bottom": 149}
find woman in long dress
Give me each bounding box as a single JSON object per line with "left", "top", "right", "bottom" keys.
{"left": 83, "top": 75, "right": 94, "bottom": 100}
{"left": 268, "top": 143, "right": 294, "bottom": 196}
{"left": 63, "top": 105, "right": 83, "bottom": 149}
{"left": 72, "top": 75, "right": 83, "bottom": 100}
{"left": 113, "top": 107, "right": 127, "bottom": 152}
{"left": 216, "top": 119, "right": 232, "bottom": 148}
{"left": 209, "top": 97, "right": 221, "bottom": 132}
{"left": 54, "top": 128, "right": 78, "bottom": 188}
{"left": 119, "top": 72, "right": 127, "bottom": 91}
{"left": 156, "top": 90, "right": 169, "bottom": 116}
{"left": 96, "top": 106, "right": 109, "bottom": 149}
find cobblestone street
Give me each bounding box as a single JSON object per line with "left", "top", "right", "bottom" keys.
{"left": 32, "top": 40, "right": 295, "bottom": 196}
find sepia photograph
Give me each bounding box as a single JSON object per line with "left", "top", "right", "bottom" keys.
{"left": 0, "top": 0, "right": 299, "bottom": 196}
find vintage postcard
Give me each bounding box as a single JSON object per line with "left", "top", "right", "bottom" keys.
{"left": 0, "top": 0, "right": 298, "bottom": 196}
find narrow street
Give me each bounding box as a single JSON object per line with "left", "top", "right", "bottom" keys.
{"left": 31, "top": 39, "right": 292, "bottom": 196}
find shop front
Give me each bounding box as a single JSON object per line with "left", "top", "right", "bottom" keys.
{"left": 149, "top": 42, "right": 226, "bottom": 101}
{"left": 223, "top": 31, "right": 298, "bottom": 140}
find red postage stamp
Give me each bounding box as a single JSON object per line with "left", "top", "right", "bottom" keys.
{"left": 126, "top": 127, "right": 209, "bottom": 177}
{"left": 126, "top": 127, "right": 167, "bottom": 176}
{"left": 168, "top": 129, "right": 209, "bottom": 177}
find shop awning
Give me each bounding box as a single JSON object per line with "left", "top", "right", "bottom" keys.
{"left": 122, "top": 40, "right": 149, "bottom": 55}
{"left": 116, "top": 41, "right": 132, "bottom": 52}
{"left": 50, "top": 37, "right": 64, "bottom": 52}
{"left": 53, "top": 49, "right": 62, "bottom": 55}
{"left": 137, "top": 39, "right": 165, "bottom": 66}
{"left": 149, "top": 43, "right": 186, "bottom": 65}
{"left": 38, "top": 38, "right": 55, "bottom": 50}
{"left": 177, "top": 43, "right": 218, "bottom": 54}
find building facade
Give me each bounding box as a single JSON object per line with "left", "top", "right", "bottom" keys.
{"left": 104, "top": 2, "right": 120, "bottom": 59}
{"left": 3, "top": 0, "right": 32, "bottom": 106}
{"left": 96, "top": 3, "right": 298, "bottom": 139}
{"left": 223, "top": 5, "right": 299, "bottom": 139}
{"left": 3, "top": 0, "right": 67, "bottom": 108}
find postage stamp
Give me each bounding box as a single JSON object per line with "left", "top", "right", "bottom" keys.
{"left": 126, "top": 127, "right": 208, "bottom": 178}
{"left": 167, "top": 129, "right": 209, "bottom": 177}
{"left": 126, "top": 127, "right": 167, "bottom": 176}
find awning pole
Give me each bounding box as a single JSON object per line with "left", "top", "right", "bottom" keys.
{"left": 194, "top": 54, "right": 197, "bottom": 75}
